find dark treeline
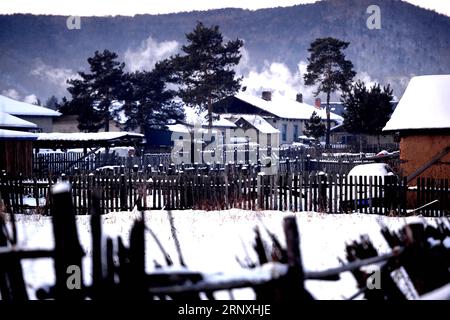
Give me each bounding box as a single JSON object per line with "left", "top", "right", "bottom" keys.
{"left": 0, "top": 0, "right": 449, "bottom": 100}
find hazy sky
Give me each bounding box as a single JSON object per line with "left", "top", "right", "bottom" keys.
{"left": 0, "top": 0, "right": 449, "bottom": 17}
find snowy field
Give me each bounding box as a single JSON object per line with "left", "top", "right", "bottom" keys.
{"left": 10, "top": 209, "right": 439, "bottom": 300}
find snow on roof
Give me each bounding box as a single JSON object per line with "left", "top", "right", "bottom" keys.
{"left": 0, "top": 111, "right": 38, "bottom": 128}
{"left": 234, "top": 93, "right": 343, "bottom": 122}
{"left": 0, "top": 128, "right": 38, "bottom": 140}
{"left": 383, "top": 75, "right": 450, "bottom": 131}
{"left": 166, "top": 124, "right": 225, "bottom": 135}
{"left": 37, "top": 132, "right": 144, "bottom": 142}
{"left": 167, "top": 124, "right": 191, "bottom": 133}
{"left": 183, "top": 105, "right": 236, "bottom": 128}
{"left": 0, "top": 94, "right": 61, "bottom": 117}
{"left": 209, "top": 117, "right": 237, "bottom": 128}
{"left": 236, "top": 115, "right": 279, "bottom": 134}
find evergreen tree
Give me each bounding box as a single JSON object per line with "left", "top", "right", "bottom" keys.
{"left": 342, "top": 80, "right": 394, "bottom": 148}
{"left": 304, "top": 111, "right": 326, "bottom": 141}
{"left": 303, "top": 37, "right": 356, "bottom": 147}
{"left": 169, "top": 22, "right": 243, "bottom": 127}
{"left": 66, "top": 50, "right": 126, "bottom": 131}
{"left": 64, "top": 80, "right": 104, "bottom": 132}
{"left": 32, "top": 98, "right": 42, "bottom": 106}
{"left": 45, "top": 95, "right": 58, "bottom": 110}
{"left": 123, "top": 62, "right": 185, "bottom": 133}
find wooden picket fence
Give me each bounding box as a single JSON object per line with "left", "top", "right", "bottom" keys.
{"left": 33, "top": 151, "right": 378, "bottom": 177}
{"left": 1, "top": 169, "right": 448, "bottom": 216}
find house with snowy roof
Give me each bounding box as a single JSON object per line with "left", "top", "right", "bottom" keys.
{"left": 383, "top": 75, "right": 450, "bottom": 183}
{"left": 0, "top": 94, "right": 61, "bottom": 132}
{"left": 212, "top": 91, "right": 343, "bottom": 145}
{"left": 0, "top": 111, "right": 38, "bottom": 131}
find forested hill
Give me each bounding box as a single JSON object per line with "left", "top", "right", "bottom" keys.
{"left": 0, "top": 0, "right": 449, "bottom": 102}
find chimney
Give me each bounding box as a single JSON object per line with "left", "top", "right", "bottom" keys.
{"left": 314, "top": 98, "right": 321, "bottom": 109}
{"left": 261, "top": 91, "right": 272, "bottom": 101}
{"left": 296, "top": 93, "right": 303, "bottom": 103}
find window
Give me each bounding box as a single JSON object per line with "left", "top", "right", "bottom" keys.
{"left": 293, "top": 124, "right": 298, "bottom": 141}
{"left": 282, "top": 124, "right": 287, "bottom": 142}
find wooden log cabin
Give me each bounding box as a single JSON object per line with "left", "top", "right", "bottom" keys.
{"left": 383, "top": 75, "right": 450, "bottom": 184}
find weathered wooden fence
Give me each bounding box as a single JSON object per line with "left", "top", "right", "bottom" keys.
{"left": 0, "top": 183, "right": 448, "bottom": 300}
{"left": 1, "top": 169, "right": 448, "bottom": 216}
{"left": 33, "top": 151, "right": 379, "bottom": 177}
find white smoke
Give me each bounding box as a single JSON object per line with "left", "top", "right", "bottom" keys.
{"left": 24, "top": 94, "right": 39, "bottom": 104}
{"left": 30, "top": 61, "right": 79, "bottom": 90}
{"left": 355, "top": 71, "right": 379, "bottom": 88}
{"left": 124, "top": 36, "right": 179, "bottom": 72}
{"left": 1, "top": 88, "right": 21, "bottom": 100}
{"left": 1, "top": 88, "right": 40, "bottom": 104}
{"left": 239, "top": 56, "right": 317, "bottom": 103}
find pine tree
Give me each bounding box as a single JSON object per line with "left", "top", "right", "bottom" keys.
{"left": 123, "top": 62, "right": 185, "bottom": 133}
{"left": 342, "top": 80, "right": 394, "bottom": 149}
{"left": 304, "top": 111, "right": 326, "bottom": 142}
{"left": 303, "top": 37, "right": 356, "bottom": 147}
{"left": 45, "top": 95, "right": 58, "bottom": 110}
{"left": 66, "top": 50, "right": 126, "bottom": 131}
{"left": 169, "top": 22, "right": 243, "bottom": 127}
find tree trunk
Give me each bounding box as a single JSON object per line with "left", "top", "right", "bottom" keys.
{"left": 208, "top": 95, "right": 213, "bottom": 128}
{"left": 359, "top": 134, "right": 363, "bottom": 153}
{"left": 105, "top": 117, "right": 110, "bottom": 132}
{"left": 326, "top": 91, "right": 331, "bottom": 149}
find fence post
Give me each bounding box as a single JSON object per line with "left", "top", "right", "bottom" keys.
{"left": 50, "top": 182, "right": 84, "bottom": 299}
{"left": 282, "top": 216, "right": 312, "bottom": 299}
{"left": 120, "top": 174, "right": 127, "bottom": 211}
{"left": 90, "top": 190, "right": 102, "bottom": 299}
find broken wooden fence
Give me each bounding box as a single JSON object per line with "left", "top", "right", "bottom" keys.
{"left": 0, "top": 183, "right": 448, "bottom": 300}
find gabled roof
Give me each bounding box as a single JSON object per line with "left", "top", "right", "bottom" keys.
{"left": 183, "top": 106, "right": 237, "bottom": 128}
{"left": 0, "top": 111, "right": 38, "bottom": 128}
{"left": 235, "top": 115, "right": 280, "bottom": 134}
{"left": 234, "top": 93, "right": 343, "bottom": 122}
{"left": 0, "top": 94, "right": 61, "bottom": 117}
{"left": 383, "top": 75, "right": 450, "bottom": 131}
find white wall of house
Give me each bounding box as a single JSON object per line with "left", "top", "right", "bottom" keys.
{"left": 266, "top": 118, "right": 305, "bottom": 145}
{"left": 266, "top": 117, "right": 341, "bottom": 145}
{"left": 18, "top": 116, "right": 54, "bottom": 133}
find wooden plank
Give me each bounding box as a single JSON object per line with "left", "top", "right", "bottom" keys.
{"left": 304, "top": 174, "right": 308, "bottom": 212}
{"left": 368, "top": 176, "right": 373, "bottom": 214}
{"left": 363, "top": 175, "right": 368, "bottom": 214}
{"left": 406, "top": 146, "right": 450, "bottom": 183}
{"left": 293, "top": 174, "right": 298, "bottom": 212}
{"left": 50, "top": 183, "right": 84, "bottom": 299}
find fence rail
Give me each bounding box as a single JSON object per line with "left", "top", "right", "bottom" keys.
{"left": 1, "top": 170, "right": 448, "bottom": 216}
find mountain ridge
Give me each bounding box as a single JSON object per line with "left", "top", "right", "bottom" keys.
{"left": 0, "top": 0, "right": 449, "bottom": 103}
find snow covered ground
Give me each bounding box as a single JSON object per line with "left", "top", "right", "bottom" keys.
{"left": 10, "top": 209, "right": 439, "bottom": 300}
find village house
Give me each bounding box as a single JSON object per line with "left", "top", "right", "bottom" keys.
{"left": 0, "top": 129, "right": 37, "bottom": 176}
{"left": 0, "top": 113, "right": 35, "bottom": 175}
{"left": 383, "top": 74, "right": 450, "bottom": 184}
{"left": 0, "top": 110, "right": 38, "bottom": 131}
{"left": 213, "top": 91, "right": 343, "bottom": 146}
{"left": 0, "top": 94, "right": 61, "bottom": 132}
{"left": 232, "top": 114, "right": 280, "bottom": 145}
{"left": 330, "top": 123, "right": 397, "bottom": 148}
{"left": 327, "top": 100, "right": 399, "bottom": 149}
{"left": 53, "top": 114, "right": 123, "bottom": 133}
